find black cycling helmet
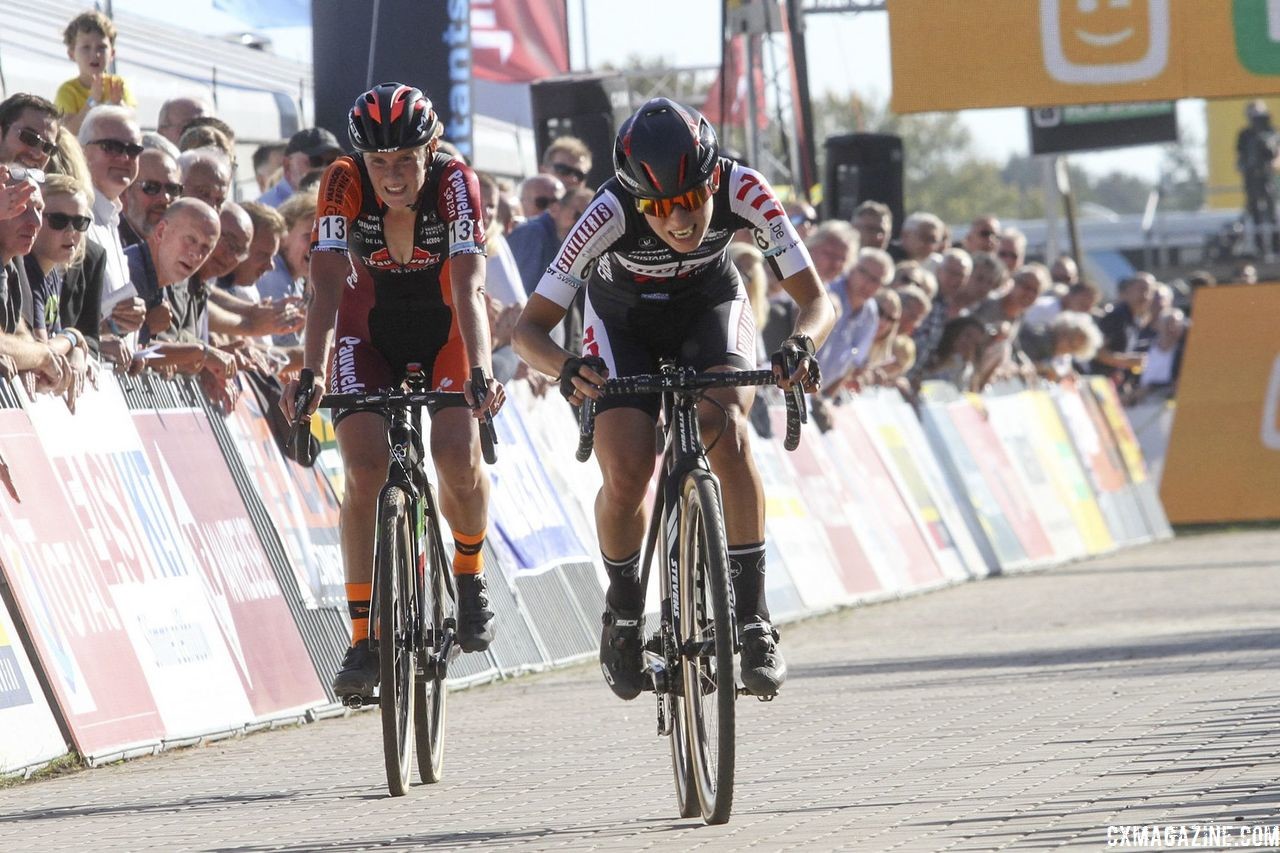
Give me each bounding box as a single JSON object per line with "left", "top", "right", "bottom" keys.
{"left": 348, "top": 82, "right": 441, "bottom": 153}
{"left": 613, "top": 98, "right": 719, "bottom": 200}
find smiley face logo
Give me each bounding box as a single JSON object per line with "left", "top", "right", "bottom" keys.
{"left": 1040, "top": 0, "right": 1171, "bottom": 84}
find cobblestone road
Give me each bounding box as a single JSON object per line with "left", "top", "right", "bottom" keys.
{"left": 2, "top": 530, "right": 1278, "bottom": 852}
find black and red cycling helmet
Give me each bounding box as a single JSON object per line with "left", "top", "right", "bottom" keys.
{"left": 348, "top": 82, "right": 441, "bottom": 153}
{"left": 613, "top": 98, "right": 719, "bottom": 200}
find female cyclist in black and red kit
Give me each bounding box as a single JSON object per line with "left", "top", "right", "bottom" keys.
{"left": 283, "top": 83, "right": 504, "bottom": 697}
{"left": 514, "top": 99, "right": 834, "bottom": 699}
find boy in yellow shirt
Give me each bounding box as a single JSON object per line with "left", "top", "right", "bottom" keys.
{"left": 55, "top": 10, "right": 136, "bottom": 134}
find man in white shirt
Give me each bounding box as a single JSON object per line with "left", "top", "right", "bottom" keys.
{"left": 79, "top": 105, "right": 145, "bottom": 366}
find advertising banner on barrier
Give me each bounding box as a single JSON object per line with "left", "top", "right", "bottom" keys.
{"left": 753, "top": 420, "right": 848, "bottom": 611}
{"left": 485, "top": 406, "right": 594, "bottom": 575}
{"left": 918, "top": 394, "right": 1032, "bottom": 572}
{"left": 506, "top": 383, "right": 602, "bottom": 560}
{"left": 826, "top": 405, "right": 948, "bottom": 591}
{"left": 0, "top": 399, "right": 165, "bottom": 758}
{"left": 0, "top": 588, "right": 67, "bottom": 774}
{"left": 943, "top": 398, "right": 1056, "bottom": 567}
{"left": 1087, "top": 379, "right": 1173, "bottom": 540}
{"left": 1025, "top": 391, "right": 1116, "bottom": 556}
{"left": 875, "top": 391, "right": 993, "bottom": 578}
{"left": 853, "top": 392, "right": 983, "bottom": 582}
{"left": 774, "top": 408, "right": 884, "bottom": 598}
{"left": 132, "top": 406, "right": 326, "bottom": 718}
{"left": 983, "top": 394, "right": 1088, "bottom": 563}
{"left": 1057, "top": 379, "right": 1152, "bottom": 544}
{"left": 224, "top": 390, "right": 344, "bottom": 609}
{"left": 17, "top": 379, "right": 270, "bottom": 749}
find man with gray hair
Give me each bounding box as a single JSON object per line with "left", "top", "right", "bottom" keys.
{"left": 816, "top": 246, "right": 893, "bottom": 395}
{"left": 997, "top": 227, "right": 1028, "bottom": 272}
{"left": 156, "top": 97, "right": 212, "bottom": 146}
{"left": 805, "top": 220, "right": 859, "bottom": 285}
{"left": 179, "top": 147, "right": 232, "bottom": 212}
{"left": 79, "top": 104, "right": 146, "bottom": 365}
{"left": 892, "top": 211, "right": 946, "bottom": 264}
{"left": 851, "top": 200, "right": 891, "bottom": 250}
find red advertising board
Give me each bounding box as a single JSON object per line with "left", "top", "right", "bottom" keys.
{"left": 133, "top": 409, "right": 325, "bottom": 716}
{"left": 0, "top": 409, "right": 164, "bottom": 757}
{"left": 946, "top": 403, "right": 1055, "bottom": 563}
{"left": 472, "top": 0, "right": 569, "bottom": 82}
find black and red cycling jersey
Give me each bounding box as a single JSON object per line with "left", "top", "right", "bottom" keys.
{"left": 531, "top": 159, "right": 813, "bottom": 416}
{"left": 311, "top": 151, "right": 486, "bottom": 397}
{"left": 532, "top": 158, "right": 811, "bottom": 309}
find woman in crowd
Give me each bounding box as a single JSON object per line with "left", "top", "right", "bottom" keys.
{"left": 23, "top": 173, "right": 94, "bottom": 407}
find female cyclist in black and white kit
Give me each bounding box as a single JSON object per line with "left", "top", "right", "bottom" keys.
{"left": 514, "top": 98, "right": 834, "bottom": 699}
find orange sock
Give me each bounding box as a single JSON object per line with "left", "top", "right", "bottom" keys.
{"left": 346, "top": 582, "right": 372, "bottom": 644}
{"left": 452, "top": 529, "right": 486, "bottom": 576}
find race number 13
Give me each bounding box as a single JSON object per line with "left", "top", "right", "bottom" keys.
{"left": 318, "top": 215, "right": 347, "bottom": 243}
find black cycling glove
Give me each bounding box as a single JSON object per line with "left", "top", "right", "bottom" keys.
{"left": 771, "top": 334, "right": 820, "bottom": 389}
{"left": 558, "top": 355, "right": 607, "bottom": 401}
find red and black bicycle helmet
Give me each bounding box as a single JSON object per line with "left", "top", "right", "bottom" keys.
{"left": 348, "top": 82, "right": 441, "bottom": 153}
{"left": 613, "top": 98, "right": 719, "bottom": 199}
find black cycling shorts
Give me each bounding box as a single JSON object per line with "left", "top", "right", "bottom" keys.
{"left": 580, "top": 272, "right": 758, "bottom": 418}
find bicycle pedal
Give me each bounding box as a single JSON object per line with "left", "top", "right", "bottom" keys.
{"left": 340, "top": 693, "right": 376, "bottom": 709}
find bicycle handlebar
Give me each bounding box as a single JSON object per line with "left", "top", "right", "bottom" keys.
{"left": 575, "top": 368, "right": 804, "bottom": 462}
{"left": 308, "top": 378, "right": 499, "bottom": 464}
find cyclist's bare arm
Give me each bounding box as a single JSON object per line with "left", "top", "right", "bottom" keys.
{"left": 779, "top": 266, "right": 835, "bottom": 351}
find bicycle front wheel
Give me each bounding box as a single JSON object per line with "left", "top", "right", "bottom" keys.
{"left": 678, "top": 469, "right": 736, "bottom": 825}
{"left": 415, "top": 491, "right": 449, "bottom": 784}
{"left": 376, "top": 486, "right": 417, "bottom": 797}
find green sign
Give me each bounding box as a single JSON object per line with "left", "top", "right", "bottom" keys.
{"left": 1234, "top": 0, "right": 1280, "bottom": 76}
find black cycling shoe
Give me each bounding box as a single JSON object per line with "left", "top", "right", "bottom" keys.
{"left": 455, "top": 573, "right": 496, "bottom": 653}
{"left": 332, "top": 639, "right": 379, "bottom": 697}
{"left": 739, "top": 621, "right": 787, "bottom": 696}
{"left": 600, "top": 607, "right": 646, "bottom": 700}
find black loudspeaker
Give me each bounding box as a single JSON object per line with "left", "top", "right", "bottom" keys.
{"left": 530, "top": 74, "right": 631, "bottom": 189}
{"left": 823, "top": 133, "right": 905, "bottom": 237}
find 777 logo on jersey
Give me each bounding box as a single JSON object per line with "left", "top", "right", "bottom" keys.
{"left": 734, "top": 172, "right": 784, "bottom": 221}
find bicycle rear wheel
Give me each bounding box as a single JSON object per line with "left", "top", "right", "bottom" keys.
{"left": 376, "top": 486, "right": 417, "bottom": 797}
{"left": 678, "top": 469, "right": 736, "bottom": 825}
{"left": 415, "top": 493, "right": 449, "bottom": 784}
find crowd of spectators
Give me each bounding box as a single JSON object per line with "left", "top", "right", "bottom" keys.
{"left": 0, "top": 7, "right": 1236, "bottom": 433}
{"left": 788, "top": 202, "right": 1205, "bottom": 422}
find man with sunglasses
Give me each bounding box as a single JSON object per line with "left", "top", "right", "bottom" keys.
{"left": 120, "top": 148, "right": 181, "bottom": 247}
{"left": 514, "top": 98, "right": 833, "bottom": 699}
{"left": 961, "top": 214, "right": 1001, "bottom": 255}
{"left": 540, "top": 135, "right": 592, "bottom": 190}
{"left": 0, "top": 94, "right": 60, "bottom": 172}
{"left": 258, "top": 127, "right": 342, "bottom": 209}
{"left": 79, "top": 105, "right": 147, "bottom": 368}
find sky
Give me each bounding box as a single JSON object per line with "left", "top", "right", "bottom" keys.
{"left": 567, "top": 1, "right": 1200, "bottom": 183}
{"left": 111, "top": 0, "right": 1197, "bottom": 183}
